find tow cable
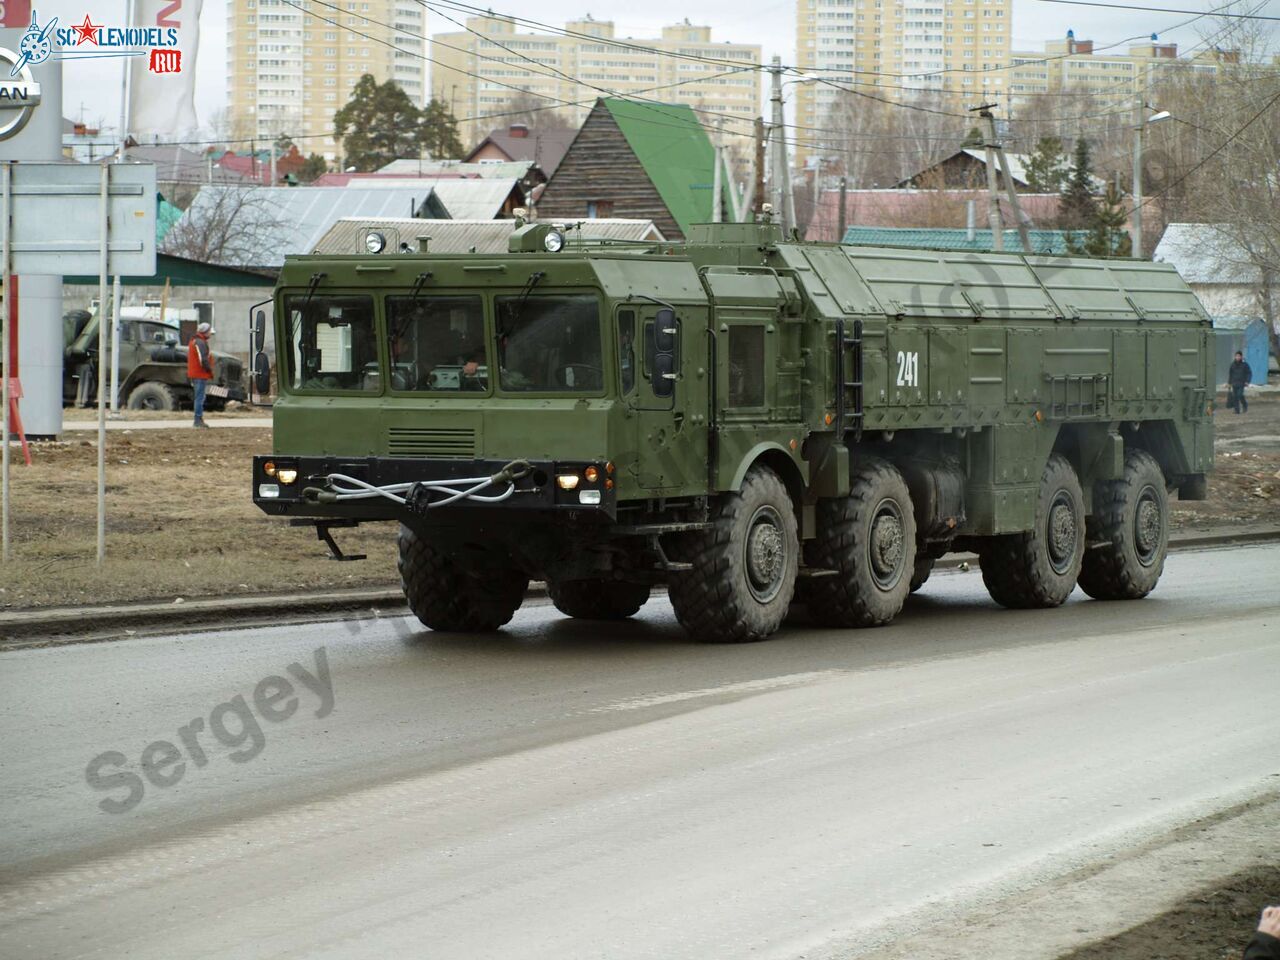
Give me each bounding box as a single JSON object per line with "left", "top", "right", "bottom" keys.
{"left": 302, "top": 460, "right": 533, "bottom": 509}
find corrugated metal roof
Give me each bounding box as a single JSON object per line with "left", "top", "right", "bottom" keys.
{"left": 311, "top": 217, "right": 665, "bottom": 255}
{"left": 375, "top": 159, "right": 536, "bottom": 180}
{"left": 346, "top": 177, "right": 519, "bottom": 219}
{"left": 172, "top": 186, "right": 441, "bottom": 267}
{"left": 842, "top": 226, "right": 1073, "bottom": 254}
{"left": 1153, "top": 223, "right": 1261, "bottom": 284}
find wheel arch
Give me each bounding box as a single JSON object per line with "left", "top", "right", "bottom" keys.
{"left": 727, "top": 442, "right": 806, "bottom": 511}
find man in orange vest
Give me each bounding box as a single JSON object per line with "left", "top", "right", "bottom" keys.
{"left": 187, "top": 322, "right": 215, "bottom": 428}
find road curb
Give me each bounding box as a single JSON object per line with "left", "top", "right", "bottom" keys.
{"left": 4, "top": 527, "right": 1278, "bottom": 646}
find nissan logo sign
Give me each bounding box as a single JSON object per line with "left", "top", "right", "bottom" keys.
{"left": 0, "top": 46, "right": 42, "bottom": 141}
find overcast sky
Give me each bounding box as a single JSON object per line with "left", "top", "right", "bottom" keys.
{"left": 44, "top": 0, "right": 1279, "bottom": 138}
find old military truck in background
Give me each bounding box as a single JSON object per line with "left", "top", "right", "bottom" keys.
{"left": 252, "top": 220, "right": 1213, "bottom": 642}
{"left": 64, "top": 308, "right": 246, "bottom": 411}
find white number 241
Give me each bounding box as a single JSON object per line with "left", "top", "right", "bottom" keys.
{"left": 895, "top": 350, "right": 920, "bottom": 387}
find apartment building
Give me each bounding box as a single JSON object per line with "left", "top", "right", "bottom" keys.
{"left": 1008, "top": 32, "right": 1231, "bottom": 102}
{"left": 429, "top": 15, "right": 761, "bottom": 151}
{"left": 227, "top": 0, "right": 427, "bottom": 162}
{"left": 794, "top": 0, "right": 1013, "bottom": 167}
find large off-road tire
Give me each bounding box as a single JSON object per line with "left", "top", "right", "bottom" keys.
{"left": 979, "top": 453, "right": 1085, "bottom": 609}
{"left": 806, "top": 456, "right": 917, "bottom": 627}
{"left": 127, "top": 381, "right": 176, "bottom": 412}
{"left": 397, "top": 524, "right": 528, "bottom": 632}
{"left": 1077, "top": 450, "right": 1169, "bottom": 600}
{"left": 909, "top": 556, "right": 935, "bottom": 593}
{"left": 548, "top": 579, "right": 650, "bottom": 620}
{"left": 666, "top": 464, "right": 798, "bottom": 643}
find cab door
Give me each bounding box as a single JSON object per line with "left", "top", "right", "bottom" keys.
{"left": 616, "top": 303, "right": 707, "bottom": 496}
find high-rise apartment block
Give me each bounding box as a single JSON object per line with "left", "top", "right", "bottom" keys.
{"left": 430, "top": 15, "right": 761, "bottom": 151}
{"left": 793, "top": 0, "right": 1012, "bottom": 167}
{"left": 1009, "top": 32, "right": 1232, "bottom": 101}
{"left": 227, "top": 0, "right": 427, "bottom": 162}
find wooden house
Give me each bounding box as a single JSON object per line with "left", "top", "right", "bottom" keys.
{"left": 537, "top": 98, "right": 728, "bottom": 241}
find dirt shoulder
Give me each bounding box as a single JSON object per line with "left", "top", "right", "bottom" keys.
{"left": 0, "top": 421, "right": 399, "bottom": 610}
{"left": 3, "top": 397, "right": 1279, "bottom": 611}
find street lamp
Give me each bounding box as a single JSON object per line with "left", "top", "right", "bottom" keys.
{"left": 1132, "top": 104, "right": 1172, "bottom": 258}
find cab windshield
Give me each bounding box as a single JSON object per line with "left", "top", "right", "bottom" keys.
{"left": 495, "top": 295, "right": 602, "bottom": 393}
{"left": 387, "top": 295, "right": 487, "bottom": 392}
{"left": 284, "top": 294, "right": 378, "bottom": 392}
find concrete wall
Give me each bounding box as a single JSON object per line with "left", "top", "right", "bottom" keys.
{"left": 62, "top": 283, "right": 276, "bottom": 363}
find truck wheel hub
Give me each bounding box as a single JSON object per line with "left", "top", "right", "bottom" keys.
{"left": 1047, "top": 493, "right": 1078, "bottom": 572}
{"left": 869, "top": 501, "right": 905, "bottom": 588}
{"left": 745, "top": 506, "right": 786, "bottom": 603}
{"left": 1134, "top": 487, "right": 1161, "bottom": 563}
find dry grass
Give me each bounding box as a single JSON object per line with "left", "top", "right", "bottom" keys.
{"left": 0, "top": 425, "right": 399, "bottom": 610}
{"left": 3, "top": 395, "right": 1278, "bottom": 611}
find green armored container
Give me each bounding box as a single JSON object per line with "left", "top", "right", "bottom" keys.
{"left": 252, "top": 220, "right": 1213, "bottom": 641}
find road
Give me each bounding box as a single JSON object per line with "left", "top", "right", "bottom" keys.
{"left": 1, "top": 544, "right": 1277, "bottom": 959}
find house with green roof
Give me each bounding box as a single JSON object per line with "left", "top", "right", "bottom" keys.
{"left": 537, "top": 98, "right": 732, "bottom": 240}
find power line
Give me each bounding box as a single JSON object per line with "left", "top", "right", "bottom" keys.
{"left": 1035, "top": 0, "right": 1280, "bottom": 20}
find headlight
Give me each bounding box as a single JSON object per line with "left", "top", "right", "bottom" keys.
{"left": 258, "top": 483, "right": 280, "bottom": 499}
{"left": 578, "top": 489, "right": 602, "bottom": 505}
{"left": 556, "top": 473, "right": 580, "bottom": 490}
{"left": 543, "top": 229, "right": 565, "bottom": 253}
{"left": 365, "top": 231, "right": 386, "bottom": 254}
{"left": 276, "top": 468, "right": 298, "bottom": 485}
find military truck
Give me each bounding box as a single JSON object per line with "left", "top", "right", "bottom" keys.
{"left": 252, "top": 220, "right": 1212, "bottom": 641}
{"left": 64, "top": 310, "right": 246, "bottom": 411}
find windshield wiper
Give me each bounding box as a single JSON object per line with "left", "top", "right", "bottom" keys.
{"left": 498, "top": 271, "right": 545, "bottom": 338}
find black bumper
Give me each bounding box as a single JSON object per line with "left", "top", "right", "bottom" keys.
{"left": 252, "top": 455, "right": 618, "bottom": 522}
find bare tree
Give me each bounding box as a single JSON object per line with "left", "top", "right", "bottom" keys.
{"left": 493, "top": 90, "right": 575, "bottom": 132}
{"left": 816, "top": 89, "right": 964, "bottom": 189}
{"left": 161, "top": 187, "right": 287, "bottom": 267}
{"left": 1148, "top": 20, "right": 1280, "bottom": 357}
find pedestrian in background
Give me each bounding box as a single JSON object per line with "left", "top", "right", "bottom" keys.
{"left": 188, "top": 322, "right": 215, "bottom": 429}
{"left": 1228, "top": 350, "right": 1252, "bottom": 415}
{"left": 1244, "top": 905, "right": 1280, "bottom": 960}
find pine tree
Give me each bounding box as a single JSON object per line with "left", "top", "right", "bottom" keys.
{"left": 333, "top": 75, "right": 431, "bottom": 171}
{"left": 1058, "top": 137, "right": 1098, "bottom": 235}
{"left": 962, "top": 126, "right": 984, "bottom": 149}
{"left": 1081, "top": 184, "right": 1133, "bottom": 257}
{"left": 420, "top": 99, "right": 464, "bottom": 160}
{"left": 1024, "top": 137, "right": 1066, "bottom": 193}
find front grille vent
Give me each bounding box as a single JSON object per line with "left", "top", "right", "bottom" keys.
{"left": 387, "top": 426, "right": 476, "bottom": 458}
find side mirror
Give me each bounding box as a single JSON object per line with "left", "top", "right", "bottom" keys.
{"left": 253, "top": 351, "right": 271, "bottom": 395}
{"left": 653, "top": 353, "right": 676, "bottom": 397}
{"left": 655, "top": 308, "right": 677, "bottom": 353}
{"left": 253, "top": 310, "right": 267, "bottom": 353}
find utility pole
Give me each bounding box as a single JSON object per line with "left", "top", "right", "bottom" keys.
{"left": 769, "top": 59, "right": 785, "bottom": 228}
{"left": 270, "top": 140, "right": 278, "bottom": 187}
{"left": 974, "top": 103, "right": 1032, "bottom": 253}
{"left": 837, "top": 175, "right": 848, "bottom": 243}
{"left": 768, "top": 57, "right": 796, "bottom": 233}
{"left": 976, "top": 105, "right": 1004, "bottom": 251}
{"left": 711, "top": 117, "right": 723, "bottom": 223}
{"left": 1132, "top": 97, "right": 1144, "bottom": 258}
{"left": 108, "top": 8, "right": 132, "bottom": 418}
{"left": 751, "top": 116, "right": 766, "bottom": 217}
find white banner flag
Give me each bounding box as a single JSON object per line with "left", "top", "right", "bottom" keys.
{"left": 128, "top": 0, "right": 202, "bottom": 138}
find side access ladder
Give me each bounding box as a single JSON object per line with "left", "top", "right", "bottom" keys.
{"left": 833, "top": 318, "right": 864, "bottom": 443}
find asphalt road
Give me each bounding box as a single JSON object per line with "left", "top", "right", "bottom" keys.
{"left": 1, "top": 545, "right": 1277, "bottom": 960}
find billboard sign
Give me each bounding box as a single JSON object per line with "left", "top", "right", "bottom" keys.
{"left": 6, "top": 162, "right": 156, "bottom": 276}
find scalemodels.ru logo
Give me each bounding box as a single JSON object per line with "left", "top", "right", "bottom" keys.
{"left": 13, "top": 8, "right": 184, "bottom": 75}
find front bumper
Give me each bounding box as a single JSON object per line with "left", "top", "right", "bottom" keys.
{"left": 252, "top": 455, "right": 618, "bottom": 521}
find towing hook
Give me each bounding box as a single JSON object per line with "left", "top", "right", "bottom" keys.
{"left": 490, "top": 459, "right": 533, "bottom": 485}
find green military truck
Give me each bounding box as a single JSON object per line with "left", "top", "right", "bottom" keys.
{"left": 252, "top": 220, "right": 1213, "bottom": 641}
